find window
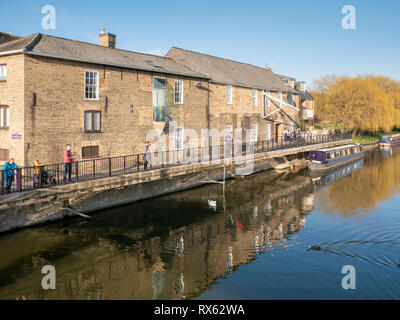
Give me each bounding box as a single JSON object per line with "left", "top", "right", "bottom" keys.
{"left": 252, "top": 124, "right": 258, "bottom": 142}
{"left": 82, "top": 146, "right": 99, "bottom": 159}
{"left": 226, "top": 85, "right": 233, "bottom": 105}
{"left": 252, "top": 89, "right": 258, "bottom": 107}
{"left": 85, "top": 71, "right": 99, "bottom": 100}
{"left": 0, "top": 65, "right": 7, "bottom": 81}
{"left": 263, "top": 90, "right": 270, "bottom": 108}
{"left": 0, "top": 106, "right": 9, "bottom": 129}
{"left": 175, "top": 127, "right": 184, "bottom": 150}
{"left": 153, "top": 78, "right": 166, "bottom": 122}
{"left": 266, "top": 124, "right": 271, "bottom": 140}
{"left": 278, "top": 92, "right": 283, "bottom": 108}
{"left": 174, "top": 80, "right": 183, "bottom": 104}
{"left": 84, "top": 111, "right": 101, "bottom": 133}
{"left": 0, "top": 149, "right": 9, "bottom": 161}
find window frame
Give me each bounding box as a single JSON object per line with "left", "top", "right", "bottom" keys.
{"left": 0, "top": 65, "right": 7, "bottom": 82}
{"left": 278, "top": 92, "right": 283, "bottom": 108}
{"left": 252, "top": 89, "right": 258, "bottom": 107}
{"left": 226, "top": 85, "right": 233, "bottom": 105}
{"left": 263, "top": 90, "right": 271, "bottom": 108}
{"left": 84, "top": 70, "right": 99, "bottom": 101}
{"left": 153, "top": 77, "right": 167, "bottom": 122}
{"left": 174, "top": 80, "right": 184, "bottom": 104}
{"left": 84, "top": 110, "right": 102, "bottom": 133}
{"left": 174, "top": 127, "right": 184, "bottom": 150}
{"left": 82, "top": 146, "right": 100, "bottom": 159}
{"left": 0, "top": 105, "right": 9, "bottom": 129}
{"left": 266, "top": 123, "right": 271, "bottom": 141}
{"left": 252, "top": 124, "right": 258, "bottom": 142}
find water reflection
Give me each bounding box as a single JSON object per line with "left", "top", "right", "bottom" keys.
{"left": 0, "top": 148, "right": 399, "bottom": 300}
{"left": 0, "top": 169, "right": 313, "bottom": 300}
{"left": 317, "top": 147, "right": 400, "bottom": 215}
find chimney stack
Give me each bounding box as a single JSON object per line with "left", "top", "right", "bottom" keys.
{"left": 99, "top": 28, "right": 116, "bottom": 48}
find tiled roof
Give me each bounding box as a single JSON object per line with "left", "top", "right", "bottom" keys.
{"left": 299, "top": 90, "right": 315, "bottom": 101}
{"left": 0, "top": 32, "right": 22, "bottom": 45}
{"left": 0, "top": 33, "right": 209, "bottom": 79}
{"left": 166, "top": 47, "right": 296, "bottom": 93}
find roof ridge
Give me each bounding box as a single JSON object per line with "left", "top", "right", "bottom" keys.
{"left": 169, "top": 46, "right": 275, "bottom": 73}
{"left": 23, "top": 33, "right": 42, "bottom": 52}
{"left": 39, "top": 33, "right": 175, "bottom": 61}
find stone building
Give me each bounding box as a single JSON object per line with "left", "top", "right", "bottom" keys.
{"left": 166, "top": 47, "right": 301, "bottom": 145}
{"left": 277, "top": 74, "right": 315, "bottom": 131}
{"left": 0, "top": 30, "right": 311, "bottom": 167}
{"left": 0, "top": 31, "right": 210, "bottom": 166}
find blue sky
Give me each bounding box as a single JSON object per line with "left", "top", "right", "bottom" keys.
{"left": 1, "top": 0, "right": 400, "bottom": 86}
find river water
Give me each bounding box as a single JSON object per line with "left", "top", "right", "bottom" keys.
{"left": 0, "top": 147, "right": 399, "bottom": 300}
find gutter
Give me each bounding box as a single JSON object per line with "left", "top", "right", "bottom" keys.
{"left": 0, "top": 49, "right": 23, "bottom": 57}
{"left": 24, "top": 51, "right": 211, "bottom": 81}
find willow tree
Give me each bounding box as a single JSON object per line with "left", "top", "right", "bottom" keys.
{"left": 312, "top": 75, "right": 400, "bottom": 133}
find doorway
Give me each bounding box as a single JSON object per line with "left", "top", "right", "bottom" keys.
{"left": 275, "top": 124, "right": 281, "bottom": 141}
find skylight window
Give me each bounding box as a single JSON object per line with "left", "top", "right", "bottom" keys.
{"left": 146, "top": 60, "right": 163, "bottom": 68}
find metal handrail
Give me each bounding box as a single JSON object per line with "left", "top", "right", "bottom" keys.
{"left": 0, "top": 132, "right": 351, "bottom": 195}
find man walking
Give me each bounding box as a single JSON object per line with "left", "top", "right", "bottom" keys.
{"left": 2, "top": 158, "right": 18, "bottom": 193}
{"left": 63, "top": 144, "right": 74, "bottom": 184}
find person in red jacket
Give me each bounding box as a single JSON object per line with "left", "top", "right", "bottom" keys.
{"left": 63, "top": 144, "right": 74, "bottom": 184}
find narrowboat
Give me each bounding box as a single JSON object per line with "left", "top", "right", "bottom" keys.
{"left": 311, "top": 159, "right": 364, "bottom": 188}
{"left": 308, "top": 144, "right": 365, "bottom": 172}
{"left": 379, "top": 135, "right": 392, "bottom": 148}
{"left": 379, "top": 134, "right": 400, "bottom": 148}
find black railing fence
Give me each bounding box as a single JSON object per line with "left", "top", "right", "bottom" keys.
{"left": 1, "top": 133, "right": 351, "bottom": 195}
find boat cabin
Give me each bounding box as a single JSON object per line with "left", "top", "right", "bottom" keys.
{"left": 380, "top": 135, "right": 392, "bottom": 145}
{"left": 310, "top": 144, "right": 362, "bottom": 164}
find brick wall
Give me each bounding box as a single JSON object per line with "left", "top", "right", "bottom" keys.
{"left": 0, "top": 54, "right": 25, "bottom": 167}
{"left": 23, "top": 55, "right": 209, "bottom": 166}
{"left": 208, "top": 83, "right": 300, "bottom": 144}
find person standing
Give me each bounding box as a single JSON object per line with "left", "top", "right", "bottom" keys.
{"left": 225, "top": 133, "right": 233, "bottom": 158}
{"left": 63, "top": 145, "right": 74, "bottom": 184}
{"left": 143, "top": 141, "right": 152, "bottom": 171}
{"left": 2, "top": 158, "right": 18, "bottom": 193}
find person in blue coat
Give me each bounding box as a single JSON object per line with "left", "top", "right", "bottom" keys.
{"left": 3, "top": 158, "right": 18, "bottom": 193}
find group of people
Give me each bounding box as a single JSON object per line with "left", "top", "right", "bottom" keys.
{"left": 1, "top": 145, "right": 74, "bottom": 194}
{"left": 225, "top": 133, "right": 244, "bottom": 157}
{"left": 283, "top": 129, "right": 302, "bottom": 142}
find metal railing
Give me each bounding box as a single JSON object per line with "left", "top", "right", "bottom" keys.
{"left": 1, "top": 133, "right": 351, "bottom": 195}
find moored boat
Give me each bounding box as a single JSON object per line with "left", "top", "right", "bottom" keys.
{"left": 380, "top": 135, "right": 392, "bottom": 148}
{"left": 308, "top": 144, "right": 365, "bottom": 173}
{"left": 379, "top": 134, "right": 400, "bottom": 148}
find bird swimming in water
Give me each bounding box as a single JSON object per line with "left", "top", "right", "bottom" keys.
{"left": 208, "top": 200, "right": 217, "bottom": 212}
{"left": 308, "top": 245, "right": 322, "bottom": 251}
{"left": 397, "top": 262, "right": 400, "bottom": 267}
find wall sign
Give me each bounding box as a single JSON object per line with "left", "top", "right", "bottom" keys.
{"left": 11, "top": 133, "right": 22, "bottom": 140}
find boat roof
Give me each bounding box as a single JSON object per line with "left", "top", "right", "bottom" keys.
{"left": 317, "top": 144, "right": 359, "bottom": 153}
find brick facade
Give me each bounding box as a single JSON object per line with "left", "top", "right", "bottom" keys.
{"left": 0, "top": 54, "right": 25, "bottom": 166}
{"left": 208, "top": 83, "right": 300, "bottom": 144}
{"left": 0, "top": 34, "right": 305, "bottom": 168}
{"left": 1, "top": 54, "right": 209, "bottom": 166}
